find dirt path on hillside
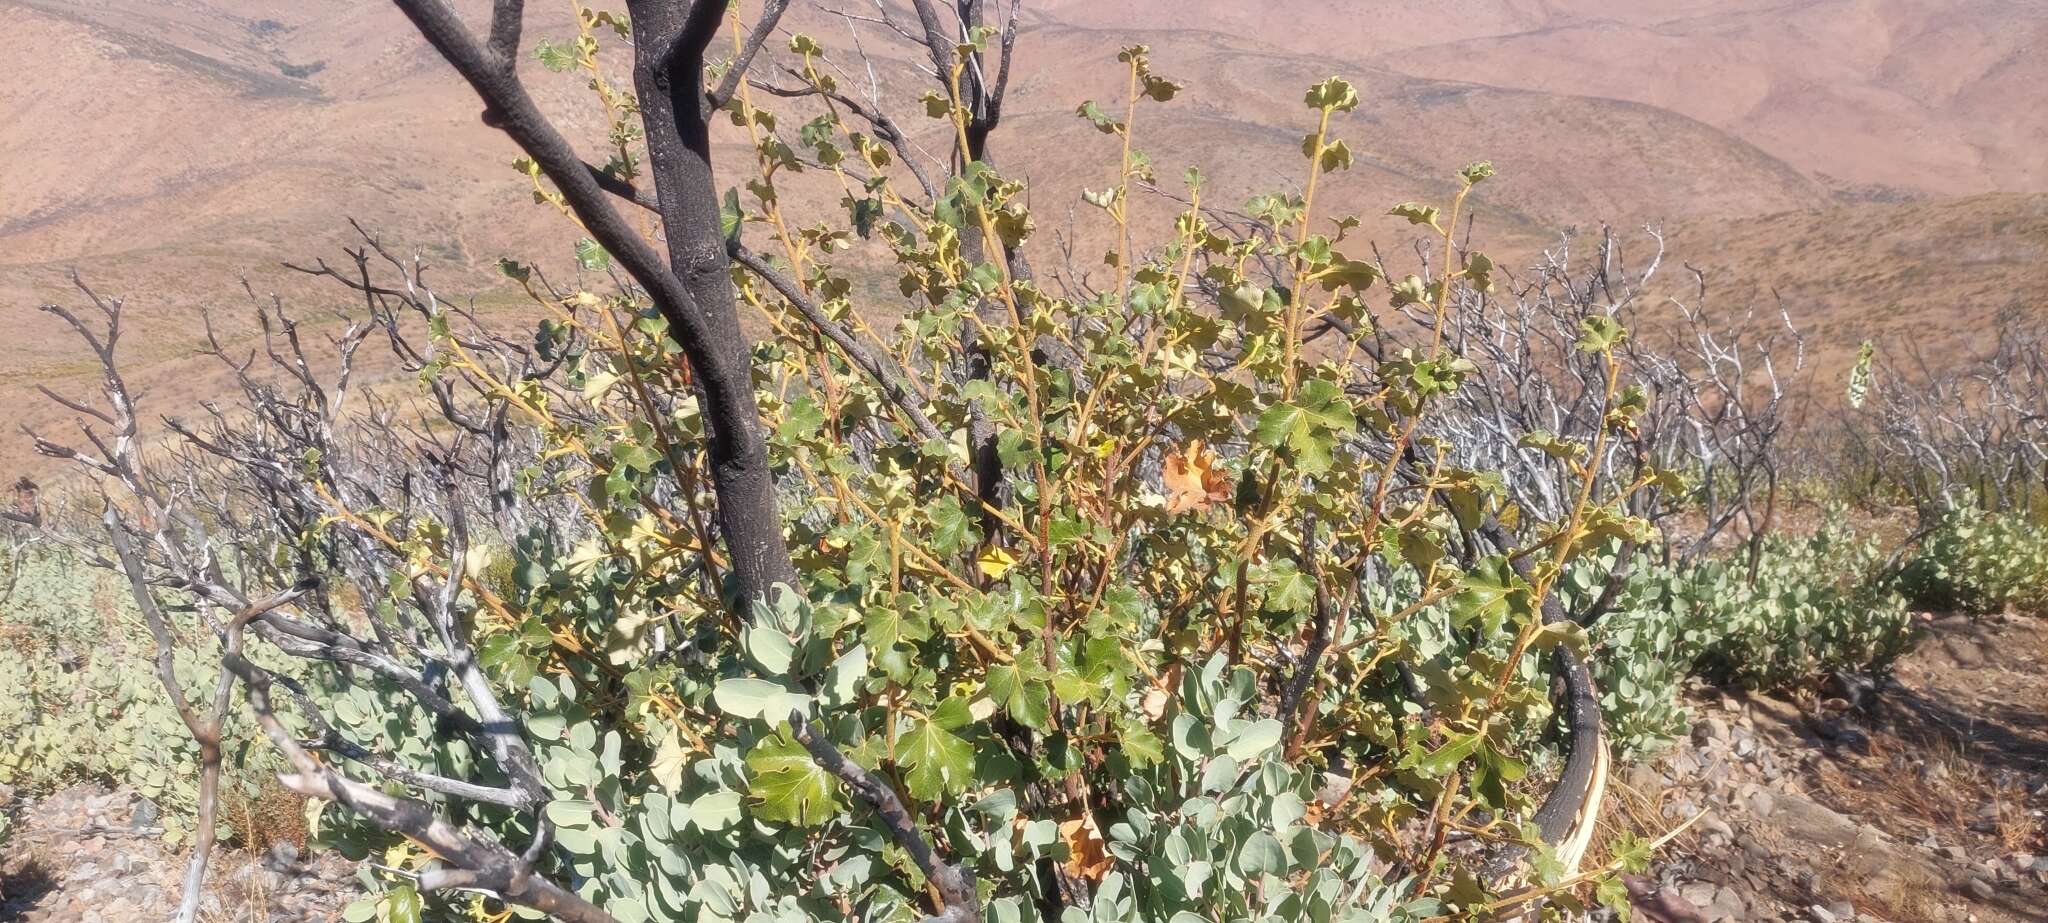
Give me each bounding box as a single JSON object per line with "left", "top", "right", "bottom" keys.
{"left": 1615, "top": 613, "right": 2048, "bottom": 923}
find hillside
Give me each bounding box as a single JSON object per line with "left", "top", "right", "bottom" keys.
{"left": 2, "top": 0, "right": 2044, "bottom": 474}
{"left": 1661, "top": 192, "right": 2048, "bottom": 376}
{"left": 1037, "top": 0, "right": 2048, "bottom": 199}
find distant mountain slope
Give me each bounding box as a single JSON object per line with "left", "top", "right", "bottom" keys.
{"left": 1036, "top": 0, "right": 2048, "bottom": 198}
{"left": 0, "top": 0, "right": 2041, "bottom": 474}
{"left": 1658, "top": 192, "right": 2048, "bottom": 375}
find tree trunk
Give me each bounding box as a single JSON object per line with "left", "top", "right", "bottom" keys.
{"left": 626, "top": 0, "right": 799, "bottom": 614}
{"left": 172, "top": 742, "right": 221, "bottom": 923}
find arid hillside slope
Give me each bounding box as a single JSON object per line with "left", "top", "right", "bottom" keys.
{"left": 1040, "top": 0, "right": 2048, "bottom": 199}
{"left": 1, "top": 0, "right": 2043, "bottom": 473}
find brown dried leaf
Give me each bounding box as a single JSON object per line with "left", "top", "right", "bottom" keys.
{"left": 1059, "top": 813, "right": 1113, "bottom": 882}
{"left": 1162, "top": 439, "right": 1230, "bottom": 514}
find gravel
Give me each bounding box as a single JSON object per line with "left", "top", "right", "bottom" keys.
{"left": 0, "top": 784, "right": 359, "bottom": 922}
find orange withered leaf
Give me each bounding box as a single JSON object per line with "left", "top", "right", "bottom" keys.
{"left": 1162, "top": 440, "right": 1230, "bottom": 514}
{"left": 1059, "top": 813, "right": 1113, "bottom": 882}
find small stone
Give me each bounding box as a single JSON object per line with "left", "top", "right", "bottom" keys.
{"left": 1702, "top": 814, "right": 1736, "bottom": 840}
{"left": 1963, "top": 876, "right": 1995, "bottom": 900}
{"left": 1827, "top": 900, "right": 1856, "bottom": 921}
{"left": 1315, "top": 772, "right": 1353, "bottom": 806}
{"left": 1808, "top": 904, "right": 1838, "bottom": 923}
{"left": 130, "top": 797, "right": 160, "bottom": 830}
{"left": 266, "top": 839, "right": 302, "bottom": 872}
{"left": 1708, "top": 886, "right": 1745, "bottom": 920}
{"left": 1748, "top": 790, "right": 1776, "bottom": 817}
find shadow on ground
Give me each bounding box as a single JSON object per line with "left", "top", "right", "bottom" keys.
{"left": 0, "top": 859, "right": 57, "bottom": 921}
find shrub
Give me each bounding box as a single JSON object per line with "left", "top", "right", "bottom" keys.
{"left": 1565, "top": 549, "right": 1727, "bottom": 759}
{"left": 1897, "top": 507, "right": 2048, "bottom": 616}
{"left": 0, "top": 550, "right": 296, "bottom": 846}
{"left": 24, "top": 6, "right": 1793, "bottom": 923}
{"left": 1697, "top": 524, "right": 1915, "bottom": 688}
{"left": 1838, "top": 313, "right": 2048, "bottom": 516}
{"left": 1570, "top": 523, "right": 1915, "bottom": 757}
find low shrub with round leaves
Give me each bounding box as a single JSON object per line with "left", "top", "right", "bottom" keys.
{"left": 1897, "top": 507, "right": 2048, "bottom": 617}
{"left": 0, "top": 550, "right": 297, "bottom": 846}
{"left": 1568, "top": 524, "right": 1916, "bottom": 758}
{"left": 1701, "top": 526, "right": 1916, "bottom": 688}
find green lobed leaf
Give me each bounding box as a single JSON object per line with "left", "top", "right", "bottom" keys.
{"left": 744, "top": 729, "right": 840, "bottom": 826}
{"left": 574, "top": 237, "right": 611, "bottom": 272}
{"left": 897, "top": 707, "right": 976, "bottom": 799}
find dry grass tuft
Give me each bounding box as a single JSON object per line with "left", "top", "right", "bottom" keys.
{"left": 223, "top": 777, "right": 308, "bottom": 854}
{"left": 1993, "top": 782, "right": 2043, "bottom": 854}
{"left": 1859, "top": 866, "right": 1945, "bottom": 923}
{"left": 1582, "top": 765, "right": 1692, "bottom": 872}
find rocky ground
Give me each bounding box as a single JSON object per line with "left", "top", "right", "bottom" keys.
{"left": 1616, "top": 611, "right": 2048, "bottom": 923}
{"left": 0, "top": 786, "right": 354, "bottom": 922}
{"left": 1, "top": 613, "right": 2042, "bottom": 922}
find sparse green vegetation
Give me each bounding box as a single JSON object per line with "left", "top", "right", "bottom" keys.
{"left": 1898, "top": 508, "right": 2048, "bottom": 617}
{"left": 0, "top": 551, "right": 295, "bottom": 846}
